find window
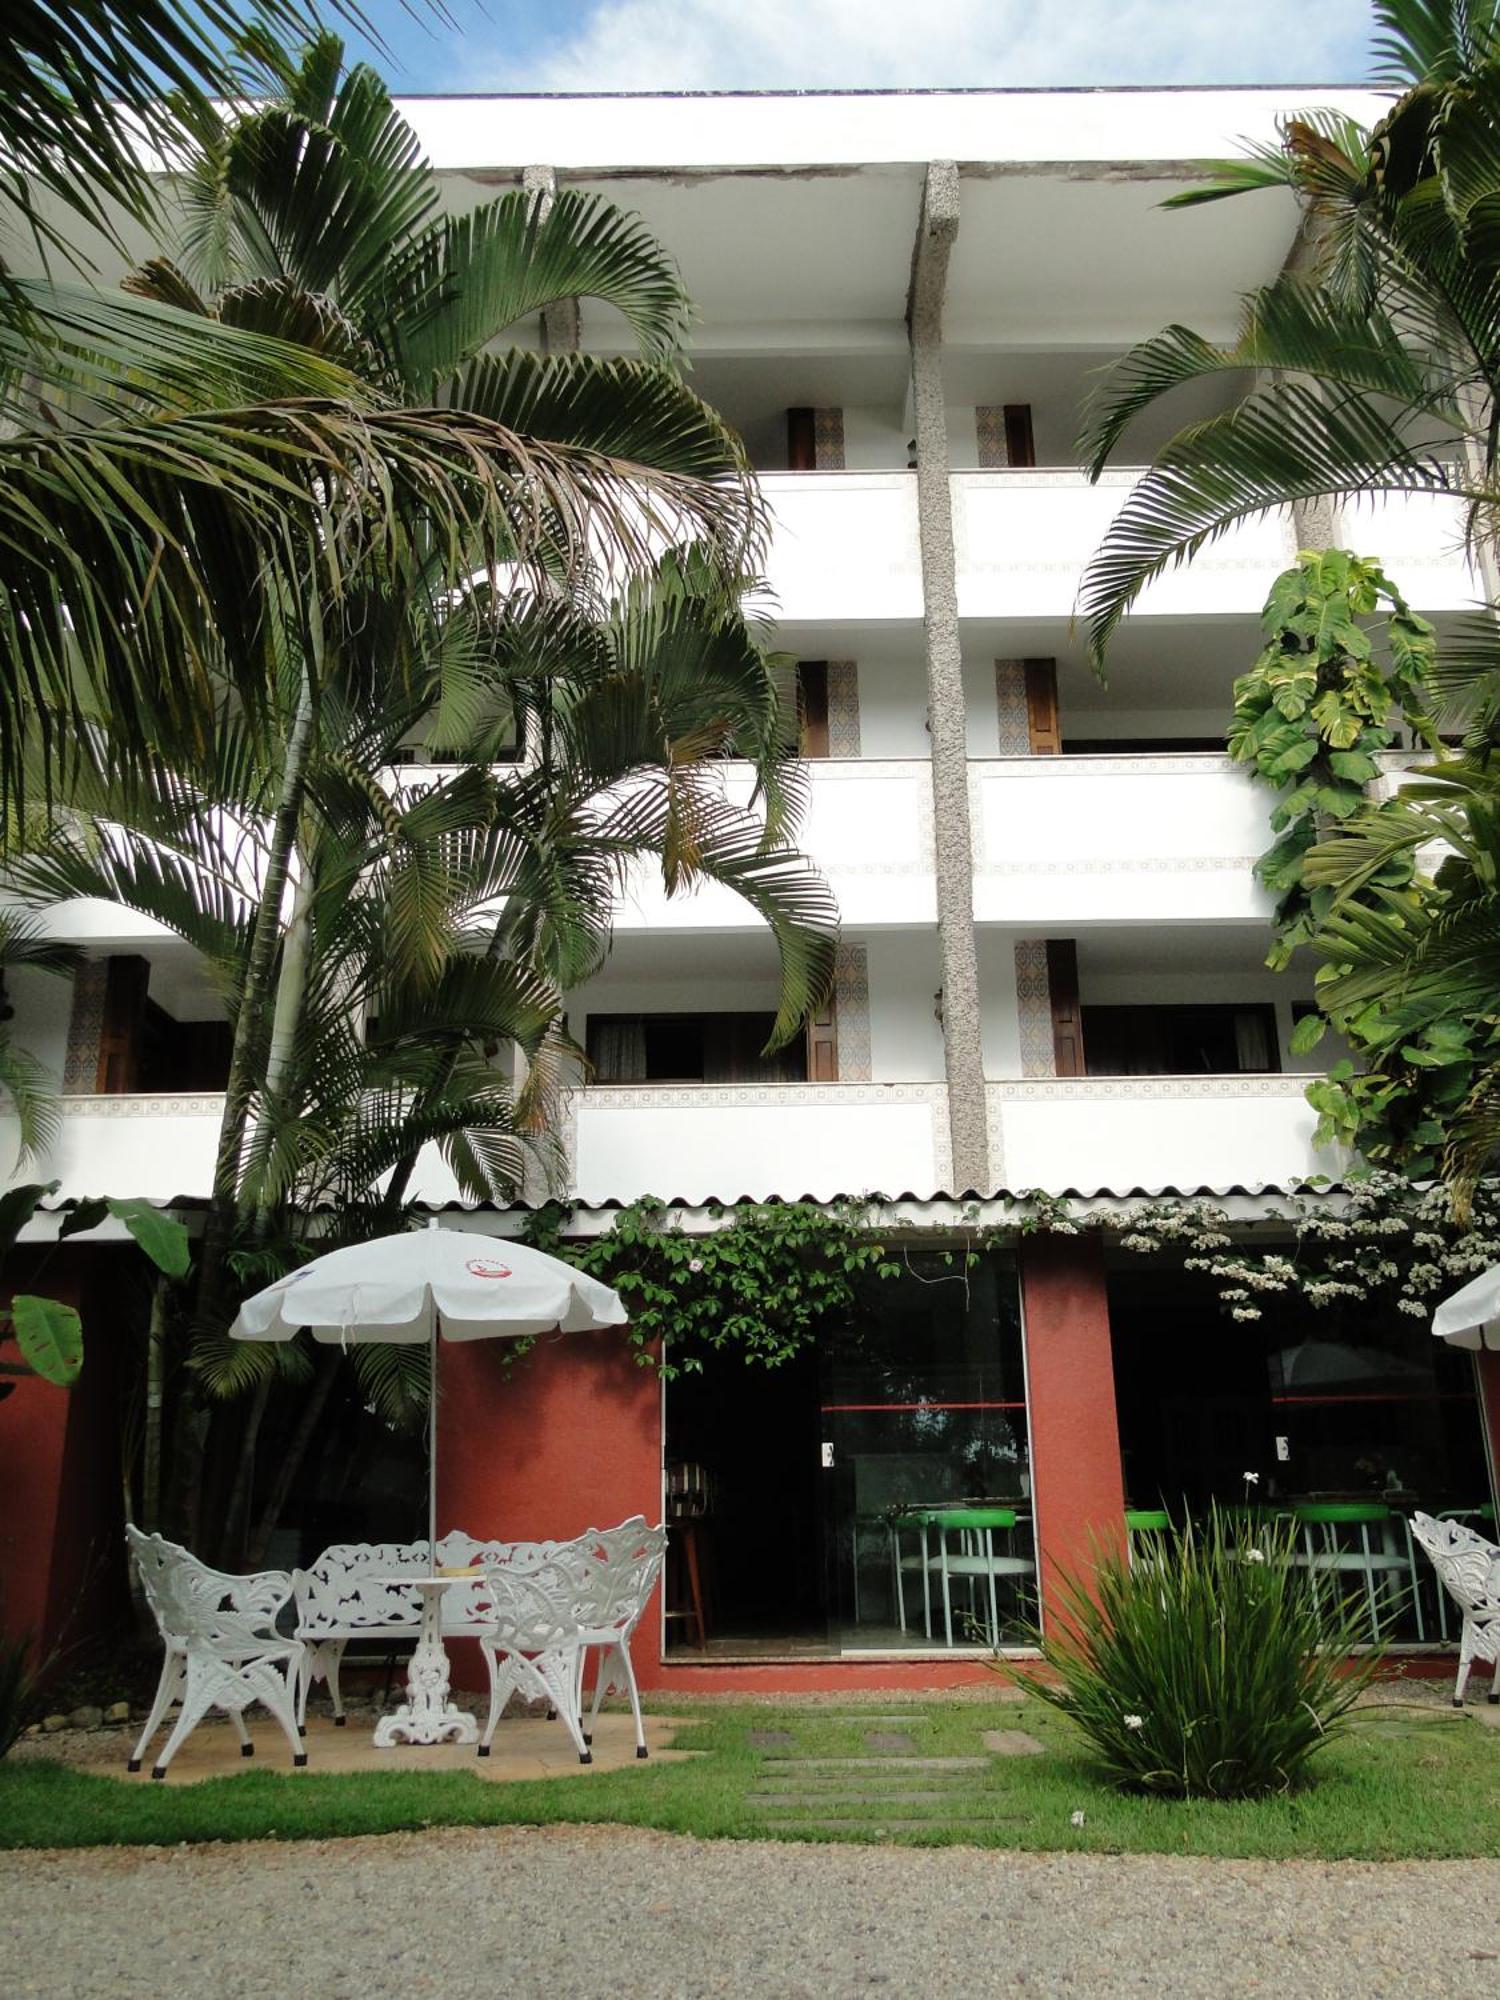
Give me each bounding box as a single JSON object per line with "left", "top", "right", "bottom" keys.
{"left": 587, "top": 1012, "right": 808, "bottom": 1085}
{"left": 1080, "top": 1003, "right": 1280, "bottom": 1077}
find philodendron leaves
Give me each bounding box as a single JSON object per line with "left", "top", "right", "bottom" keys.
{"left": 9, "top": 1294, "right": 83, "bottom": 1387}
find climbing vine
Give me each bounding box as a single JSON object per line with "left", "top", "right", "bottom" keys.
{"left": 522, "top": 1197, "right": 900, "bottom": 1377}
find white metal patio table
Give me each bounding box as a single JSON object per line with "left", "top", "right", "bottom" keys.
{"left": 369, "top": 1570, "right": 479, "bottom": 1747}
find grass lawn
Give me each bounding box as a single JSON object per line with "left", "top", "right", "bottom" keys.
{"left": 4, "top": 1696, "right": 1500, "bottom": 1859}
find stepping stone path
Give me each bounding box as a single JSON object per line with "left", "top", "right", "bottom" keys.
{"left": 745, "top": 1714, "right": 1045, "bottom": 1838}
{"left": 983, "top": 1729, "right": 1046, "bottom": 1757}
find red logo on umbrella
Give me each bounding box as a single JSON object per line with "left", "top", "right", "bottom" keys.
{"left": 466, "top": 1258, "right": 513, "bottom": 1279}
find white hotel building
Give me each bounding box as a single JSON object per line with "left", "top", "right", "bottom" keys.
{"left": 6, "top": 90, "right": 1497, "bottom": 1686}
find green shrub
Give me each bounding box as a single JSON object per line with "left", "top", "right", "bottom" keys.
{"left": 1024, "top": 1506, "right": 1381, "bottom": 1799}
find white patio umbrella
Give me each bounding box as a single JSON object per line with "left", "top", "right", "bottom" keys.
{"left": 1432, "top": 1266, "right": 1500, "bottom": 1352}
{"left": 230, "top": 1223, "right": 627, "bottom": 1554}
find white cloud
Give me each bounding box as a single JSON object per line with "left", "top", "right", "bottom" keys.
{"left": 508, "top": 0, "right": 1374, "bottom": 92}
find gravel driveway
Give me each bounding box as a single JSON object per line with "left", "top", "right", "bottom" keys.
{"left": 5, "top": 1825, "right": 1500, "bottom": 1999}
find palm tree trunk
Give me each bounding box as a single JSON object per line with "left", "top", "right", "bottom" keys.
{"left": 246, "top": 1347, "right": 340, "bottom": 1569}
{"left": 139, "top": 1273, "right": 170, "bottom": 1533}
{"left": 216, "top": 1372, "right": 272, "bottom": 1566}
{"left": 196, "top": 662, "right": 318, "bottom": 1331}
{"left": 241, "top": 854, "right": 318, "bottom": 1233}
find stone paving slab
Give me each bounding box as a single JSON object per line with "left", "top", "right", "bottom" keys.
{"left": 752, "top": 1800, "right": 964, "bottom": 1816}
{"left": 983, "top": 1728, "right": 1046, "bottom": 1756}
{"left": 746, "top": 1729, "right": 796, "bottom": 1750}
{"left": 821, "top": 1713, "right": 932, "bottom": 1724}
{"left": 762, "top": 1756, "right": 989, "bottom": 1771}
{"left": 861, "top": 1729, "right": 918, "bottom": 1754}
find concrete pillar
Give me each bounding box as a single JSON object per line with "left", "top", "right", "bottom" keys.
{"left": 908, "top": 162, "right": 991, "bottom": 1193}
{"left": 521, "top": 164, "right": 581, "bottom": 354}
{"left": 1020, "top": 1233, "right": 1126, "bottom": 1627}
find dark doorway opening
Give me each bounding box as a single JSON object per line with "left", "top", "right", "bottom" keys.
{"left": 664, "top": 1345, "right": 827, "bottom": 1658}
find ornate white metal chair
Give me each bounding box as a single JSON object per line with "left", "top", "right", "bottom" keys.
{"left": 1411, "top": 1511, "right": 1500, "bottom": 1706}
{"left": 476, "top": 1558, "right": 595, "bottom": 1764}
{"left": 125, "top": 1525, "right": 306, "bottom": 1779}
{"left": 569, "top": 1519, "right": 668, "bottom": 1759}
{"left": 476, "top": 1520, "right": 666, "bottom": 1763}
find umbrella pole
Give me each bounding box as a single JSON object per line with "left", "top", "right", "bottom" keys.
{"left": 428, "top": 1312, "right": 439, "bottom": 1574}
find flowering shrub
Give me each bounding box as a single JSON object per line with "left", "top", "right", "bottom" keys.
{"left": 1022, "top": 1506, "right": 1378, "bottom": 1799}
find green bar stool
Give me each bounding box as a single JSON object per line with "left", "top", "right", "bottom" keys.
{"left": 1289, "top": 1501, "right": 1421, "bottom": 1642}
{"left": 1125, "top": 1509, "right": 1170, "bottom": 1568}
{"left": 924, "top": 1507, "right": 1037, "bottom": 1649}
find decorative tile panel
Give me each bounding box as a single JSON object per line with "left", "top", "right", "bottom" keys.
{"left": 974, "top": 406, "right": 1007, "bottom": 469}
{"left": 994, "top": 661, "right": 1031, "bottom": 754}
{"left": 813, "top": 407, "right": 846, "bottom": 470}
{"left": 62, "top": 961, "right": 106, "bottom": 1094}
{"left": 1013, "top": 940, "right": 1056, "bottom": 1079}
{"left": 827, "top": 660, "right": 861, "bottom": 758}
{"left": 834, "top": 944, "right": 871, "bottom": 1081}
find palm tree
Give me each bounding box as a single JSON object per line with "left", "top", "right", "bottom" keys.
{"left": 1077, "top": 0, "right": 1500, "bottom": 663}
{"left": 4, "top": 7, "right": 755, "bottom": 817}
{"left": 52, "top": 33, "right": 771, "bottom": 1327}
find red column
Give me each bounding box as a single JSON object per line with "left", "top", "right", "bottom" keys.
{"left": 437, "top": 1326, "right": 662, "bottom": 1687}
{"left": 1020, "top": 1232, "right": 1126, "bottom": 1630}
{"left": 1, "top": 1251, "right": 127, "bottom": 1667}
{"left": 0, "top": 1369, "right": 71, "bottom": 1657}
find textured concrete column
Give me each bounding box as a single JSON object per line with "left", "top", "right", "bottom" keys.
{"left": 1281, "top": 216, "right": 1342, "bottom": 553}
{"left": 908, "top": 162, "right": 991, "bottom": 1192}
{"left": 521, "top": 164, "right": 581, "bottom": 353}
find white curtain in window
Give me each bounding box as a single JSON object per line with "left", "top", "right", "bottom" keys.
{"left": 1233, "top": 1009, "right": 1272, "bottom": 1073}
{"left": 592, "top": 1017, "right": 648, "bottom": 1082}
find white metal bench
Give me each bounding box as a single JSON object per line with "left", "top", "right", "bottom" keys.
{"left": 291, "top": 1530, "right": 551, "bottom": 1726}
{"left": 292, "top": 1520, "right": 664, "bottom": 1737}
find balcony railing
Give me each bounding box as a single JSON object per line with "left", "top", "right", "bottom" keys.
{"left": 609, "top": 759, "right": 936, "bottom": 931}
{"left": 970, "top": 752, "right": 1274, "bottom": 926}
{"left": 951, "top": 469, "right": 1479, "bottom": 620}
{"left": 566, "top": 1082, "right": 951, "bottom": 1204}
{"left": 989, "top": 1075, "right": 1339, "bottom": 1193}
{"left": 759, "top": 471, "right": 923, "bottom": 623}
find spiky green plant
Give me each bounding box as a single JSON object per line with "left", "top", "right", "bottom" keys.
{"left": 1024, "top": 1507, "right": 1381, "bottom": 1799}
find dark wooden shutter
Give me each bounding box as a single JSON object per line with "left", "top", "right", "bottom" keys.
{"left": 797, "top": 661, "right": 830, "bottom": 758}
{"left": 95, "top": 954, "right": 150, "bottom": 1094}
{"left": 806, "top": 992, "right": 839, "bottom": 1082}
{"left": 1046, "top": 940, "right": 1086, "bottom": 1078}
{"left": 1023, "top": 659, "right": 1061, "bottom": 755}
{"left": 1003, "top": 404, "right": 1036, "bottom": 468}
{"left": 787, "top": 407, "right": 817, "bottom": 471}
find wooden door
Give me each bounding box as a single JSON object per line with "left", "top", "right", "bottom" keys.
{"left": 1046, "top": 940, "right": 1086, "bottom": 1078}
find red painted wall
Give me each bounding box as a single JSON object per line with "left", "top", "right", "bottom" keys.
{"left": 437, "top": 1326, "right": 663, "bottom": 1690}
{"left": 1, "top": 1251, "right": 129, "bottom": 1669}
{"left": 1020, "top": 1232, "right": 1126, "bottom": 1630}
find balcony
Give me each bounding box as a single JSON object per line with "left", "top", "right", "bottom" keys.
{"left": 989, "top": 1075, "right": 1339, "bottom": 1193}
{"left": 611, "top": 759, "right": 936, "bottom": 931}
{"left": 952, "top": 470, "right": 1479, "bottom": 621}
{"left": 970, "top": 752, "right": 1274, "bottom": 927}
{"left": 566, "top": 1082, "right": 950, "bottom": 1204}
{"left": 759, "top": 472, "right": 923, "bottom": 624}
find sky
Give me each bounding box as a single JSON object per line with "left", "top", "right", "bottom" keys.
{"left": 338, "top": 0, "right": 1380, "bottom": 94}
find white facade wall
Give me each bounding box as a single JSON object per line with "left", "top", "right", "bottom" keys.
{"left": 7, "top": 92, "right": 1416, "bottom": 1217}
